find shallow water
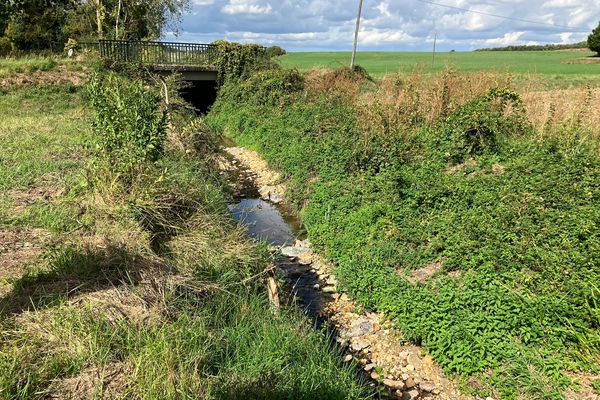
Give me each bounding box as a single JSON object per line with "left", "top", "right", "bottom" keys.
{"left": 228, "top": 198, "right": 297, "bottom": 246}
{"left": 229, "top": 196, "right": 325, "bottom": 322}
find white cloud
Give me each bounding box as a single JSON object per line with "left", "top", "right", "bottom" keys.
{"left": 222, "top": 0, "right": 273, "bottom": 15}
{"left": 169, "top": 0, "right": 600, "bottom": 51}
{"left": 485, "top": 32, "right": 525, "bottom": 46}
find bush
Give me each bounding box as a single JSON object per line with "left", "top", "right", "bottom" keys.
{"left": 218, "top": 68, "right": 304, "bottom": 107}
{"left": 86, "top": 72, "right": 167, "bottom": 174}
{"left": 0, "top": 37, "right": 12, "bottom": 56}
{"left": 442, "top": 87, "right": 528, "bottom": 163}
{"left": 266, "top": 45, "right": 287, "bottom": 57}
{"left": 210, "top": 40, "right": 270, "bottom": 84}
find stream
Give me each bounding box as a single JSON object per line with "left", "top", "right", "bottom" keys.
{"left": 228, "top": 194, "right": 327, "bottom": 325}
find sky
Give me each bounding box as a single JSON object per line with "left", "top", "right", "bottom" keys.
{"left": 165, "top": 0, "right": 600, "bottom": 52}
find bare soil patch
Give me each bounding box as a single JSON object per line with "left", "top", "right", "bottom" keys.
{"left": 8, "top": 181, "right": 65, "bottom": 214}
{"left": 405, "top": 261, "right": 444, "bottom": 284}
{"left": 0, "top": 227, "right": 50, "bottom": 290}
{"left": 47, "top": 361, "right": 131, "bottom": 400}
{"left": 0, "top": 65, "right": 88, "bottom": 88}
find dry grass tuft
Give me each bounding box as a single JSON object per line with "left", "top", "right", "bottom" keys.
{"left": 522, "top": 86, "right": 600, "bottom": 148}
{"left": 47, "top": 361, "right": 131, "bottom": 400}
{"left": 304, "top": 67, "right": 371, "bottom": 102}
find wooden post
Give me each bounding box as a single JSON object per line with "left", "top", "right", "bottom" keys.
{"left": 350, "top": 0, "right": 364, "bottom": 70}
{"left": 266, "top": 264, "right": 280, "bottom": 313}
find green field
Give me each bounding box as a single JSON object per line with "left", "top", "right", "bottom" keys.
{"left": 279, "top": 50, "right": 600, "bottom": 84}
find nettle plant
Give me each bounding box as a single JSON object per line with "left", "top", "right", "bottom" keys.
{"left": 87, "top": 72, "right": 167, "bottom": 174}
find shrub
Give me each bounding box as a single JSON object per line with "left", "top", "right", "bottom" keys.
{"left": 210, "top": 40, "right": 270, "bottom": 84}
{"left": 0, "top": 37, "right": 12, "bottom": 57}
{"left": 266, "top": 45, "right": 287, "bottom": 57}
{"left": 442, "top": 87, "right": 528, "bottom": 163}
{"left": 219, "top": 68, "right": 304, "bottom": 107}
{"left": 86, "top": 72, "right": 167, "bottom": 174}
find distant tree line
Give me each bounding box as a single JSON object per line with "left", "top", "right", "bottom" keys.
{"left": 475, "top": 41, "right": 588, "bottom": 52}
{"left": 0, "top": 0, "right": 190, "bottom": 55}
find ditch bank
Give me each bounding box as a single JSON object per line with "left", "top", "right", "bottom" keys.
{"left": 220, "top": 144, "right": 479, "bottom": 400}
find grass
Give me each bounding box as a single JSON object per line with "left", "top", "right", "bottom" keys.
{"left": 0, "top": 62, "right": 369, "bottom": 399}
{"left": 0, "top": 56, "right": 64, "bottom": 78}
{"left": 208, "top": 66, "right": 600, "bottom": 399}
{"left": 279, "top": 50, "right": 600, "bottom": 86}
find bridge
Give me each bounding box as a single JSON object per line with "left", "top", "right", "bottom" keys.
{"left": 96, "top": 39, "right": 223, "bottom": 81}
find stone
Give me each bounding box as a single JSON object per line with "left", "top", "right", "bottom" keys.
{"left": 322, "top": 286, "right": 337, "bottom": 293}
{"left": 312, "top": 283, "right": 320, "bottom": 289}
{"left": 340, "top": 319, "right": 374, "bottom": 338}
{"left": 364, "top": 363, "right": 375, "bottom": 372}
{"left": 343, "top": 354, "right": 353, "bottom": 362}
{"left": 383, "top": 379, "right": 405, "bottom": 390}
{"left": 350, "top": 338, "right": 370, "bottom": 352}
{"left": 404, "top": 377, "right": 416, "bottom": 389}
{"left": 419, "top": 382, "right": 435, "bottom": 393}
{"left": 280, "top": 246, "right": 310, "bottom": 258}
{"left": 405, "top": 389, "right": 420, "bottom": 400}
{"left": 370, "top": 372, "right": 380, "bottom": 380}
{"left": 405, "top": 364, "right": 415, "bottom": 372}
{"left": 326, "top": 276, "right": 338, "bottom": 286}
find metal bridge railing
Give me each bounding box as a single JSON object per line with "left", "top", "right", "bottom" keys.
{"left": 98, "top": 40, "right": 218, "bottom": 66}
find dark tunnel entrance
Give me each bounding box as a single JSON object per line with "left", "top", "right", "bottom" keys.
{"left": 179, "top": 80, "right": 218, "bottom": 114}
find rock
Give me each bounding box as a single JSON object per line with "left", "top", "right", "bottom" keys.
{"left": 295, "top": 238, "right": 311, "bottom": 247}
{"left": 343, "top": 354, "right": 353, "bottom": 362}
{"left": 322, "top": 286, "right": 337, "bottom": 293}
{"left": 364, "top": 363, "right": 375, "bottom": 372}
{"left": 404, "top": 377, "right": 416, "bottom": 389}
{"left": 419, "top": 382, "right": 435, "bottom": 393}
{"left": 298, "top": 255, "right": 313, "bottom": 265}
{"left": 383, "top": 379, "right": 405, "bottom": 391}
{"left": 326, "top": 276, "right": 338, "bottom": 286}
{"left": 281, "top": 246, "right": 310, "bottom": 258}
{"left": 312, "top": 283, "right": 320, "bottom": 289}
{"left": 405, "top": 364, "right": 415, "bottom": 372}
{"left": 370, "top": 371, "right": 380, "bottom": 380}
{"left": 403, "top": 389, "right": 419, "bottom": 400}
{"left": 350, "top": 338, "right": 370, "bottom": 352}
{"left": 340, "top": 319, "right": 374, "bottom": 338}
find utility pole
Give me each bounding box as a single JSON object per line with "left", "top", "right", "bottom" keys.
{"left": 432, "top": 32, "right": 437, "bottom": 67}
{"left": 350, "top": 0, "right": 364, "bottom": 70}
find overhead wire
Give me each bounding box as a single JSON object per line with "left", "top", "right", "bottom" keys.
{"left": 414, "top": 0, "right": 584, "bottom": 31}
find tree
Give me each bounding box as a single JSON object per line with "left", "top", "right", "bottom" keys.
{"left": 588, "top": 20, "right": 600, "bottom": 56}
{"left": 4, "top": 0, "right": 73, "bottom": 51}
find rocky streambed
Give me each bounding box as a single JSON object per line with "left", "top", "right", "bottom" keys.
{"left": 220, "top": 145, "right": 488, "bottom": 400}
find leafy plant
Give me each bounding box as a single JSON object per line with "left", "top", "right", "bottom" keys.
{"left": 86, "top": 71, "right": 167, "bottom": 174}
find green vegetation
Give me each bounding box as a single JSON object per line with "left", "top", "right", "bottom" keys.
{"left": 0, "top": 0, "right": 190, "bottom": 54}
{"left": 208, "top": 66, "right": 600, "bottom": 399}
{"left": 279, "top": 51, "right": 600, "bottom": 85}
{"left": 589, "top": 21, "right": 600, "bottom": 56}
{"left": 0, "top": 63, "right": 368, "bottom": 399}
{"left": 475, "top": 41, "right": 588, "bottom": 52}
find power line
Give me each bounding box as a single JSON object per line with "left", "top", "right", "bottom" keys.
{"left": 415, "top": 0, "right": 583, "bottom": 31}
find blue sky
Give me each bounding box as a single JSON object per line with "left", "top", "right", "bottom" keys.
{"left": 165, "top": 0, "right": 600, "bottom": 52}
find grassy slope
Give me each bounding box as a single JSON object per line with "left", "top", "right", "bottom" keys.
{"left": 0, "top": 60, "right": 368, "bottom": 399}
{"left": 279, "top": 50, "right": 600, "bottom": 85}
{"left": 208, "top": 68, "right": 600, "bottom": 399}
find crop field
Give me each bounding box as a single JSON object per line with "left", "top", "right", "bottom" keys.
{"left": 279, "top": 50, "right": 600, "bottom": 86}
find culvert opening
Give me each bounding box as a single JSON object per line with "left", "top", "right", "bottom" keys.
{"left": 179, "top": 80, "right": 218, "bottom": 114}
